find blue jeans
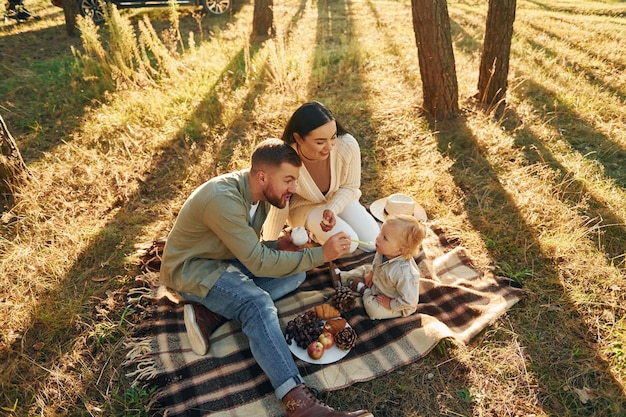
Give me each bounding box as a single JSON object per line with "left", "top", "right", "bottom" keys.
{"left": 181, "top": 260, "right": 306, "bottom": 400}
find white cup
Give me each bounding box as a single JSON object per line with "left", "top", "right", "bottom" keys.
{"left": 291, "top": 227, "right": 308, "bottom": 246}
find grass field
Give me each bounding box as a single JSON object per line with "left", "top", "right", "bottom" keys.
{"left": 1, "top": 0, "right": 625, "bottom": 415}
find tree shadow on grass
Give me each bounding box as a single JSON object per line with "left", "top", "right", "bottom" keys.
{"left": 323, "top": 347, "right": 474, "bottom": 417}
{"left": 510, "top": 6, "right": 626, "bottom": 189}
{"left": 449, "top": 18, "right": 482, "bottom": 55}
{"left": 305, "top": 0, "right": 379, "bottom": 203}
{"left": 0, "top": 136, "right": 194, "bottom": 413}
{"left": 523, "top": 32, "right": 626, "bottom": 114}
{"left": 0, "top": 23, "right": 85, "bottom": 162}
{"left": 512, "top": 78, "right": 626, "bottom": 263}
{"left": 0, "top": 10, "right": 278, "bottom": 416}
{"left": 1, "top": 8, "right": 244, "bottom": 166}
{"left": 309, "top": 0, "right": 432, "bottom": 205}
{"left": 435, "top": 116, "right": 626, "bottom": 415}
{"left": 282, "top": 0, "right": 308, "bottom": 36}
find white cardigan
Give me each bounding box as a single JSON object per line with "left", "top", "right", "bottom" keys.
{"left": 263, "top": 133, "right": 363, "bottom": 240}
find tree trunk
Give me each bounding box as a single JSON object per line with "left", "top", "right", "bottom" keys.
{"left": 61, "top": 0, "right": 80, "bottom": 37}
{"left": 411, "top": 0, "right": 459, "bottom": 123}
{"left": 251, "top": 0, "right": 275, "bottom": 41}
{"left": 476, "top": 0, "right": 516, "bottom": 112}
{"left": 0, "top": 114, "right": 29, "bottom": 198}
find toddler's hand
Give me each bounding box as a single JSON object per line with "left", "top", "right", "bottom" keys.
{"left": 376, "top": 294, "right": 391, "bottom": 310}
{"left": 364, "top": 271, "right": 373, "bottom": 287}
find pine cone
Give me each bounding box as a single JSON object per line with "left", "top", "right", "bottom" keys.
{"left": 332, "top": 286, "right": 356, "bottom": 312}
{"left": 335, "top": 327, "right": 357, "bottom": 350}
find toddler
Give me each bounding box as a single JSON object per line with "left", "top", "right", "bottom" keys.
{"left": 339, "top": 214, "right": 426, "bottom": 319}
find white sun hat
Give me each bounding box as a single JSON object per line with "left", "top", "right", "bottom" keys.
{"left": 369, "top": 193, "right": 427, "bottom": 223}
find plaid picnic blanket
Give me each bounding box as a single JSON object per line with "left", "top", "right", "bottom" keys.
{"left": 123, "top": 223, "right": 524, "bottom": 416}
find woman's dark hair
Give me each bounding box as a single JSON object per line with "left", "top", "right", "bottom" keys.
{"left": 281, "top": 101, "right": 348, "bottom": 145}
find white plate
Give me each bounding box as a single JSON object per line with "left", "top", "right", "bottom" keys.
{"left": 286, "top": 323, "right": 352, "bottom": 365}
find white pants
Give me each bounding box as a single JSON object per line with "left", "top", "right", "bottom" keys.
{"left": 305, "top": 200, "right": 380, "bottom": 252}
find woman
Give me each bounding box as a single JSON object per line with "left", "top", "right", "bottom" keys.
{"left": 264, "top": 101, "right": 379, "bottom": 252}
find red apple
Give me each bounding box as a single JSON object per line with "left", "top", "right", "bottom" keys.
{"left": 307, "top": 340, "right": 325, "bottom": 360}
{"left": 318, "top": 332, "right": 335, "bottom": 350}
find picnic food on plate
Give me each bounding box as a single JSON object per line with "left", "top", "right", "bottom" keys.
{"left": 313, "top": 303, "right": 341, "bottom": 319}
{"left": 335, "top": 327, "right": 357, "bottom": 350}
{"left": 285, "top": 306, "right": 358, "bottom": 360}
{"left": 323, "top": 317, "right": 347, "bottom": 336}
{"left": 285, "top": 310, "right": 324, "bottom": 349}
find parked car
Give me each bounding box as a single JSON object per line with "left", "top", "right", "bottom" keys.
{"left": 52, "top": 0, "right": 231, "bottom": 24}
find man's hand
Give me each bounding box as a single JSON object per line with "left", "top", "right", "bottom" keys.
{"left": 319, "top": 209, "right": 336, "bottom": 232}
{"left": 277, "top": 234, "right": 303, "bottom": 251}
{"left": 322, "top": 232, "right": 351, "bottom": 262}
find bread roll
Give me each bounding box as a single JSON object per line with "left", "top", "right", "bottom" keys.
{"left": 323, "top": 318, "right": 347, "bottom": 336}
{"left": 313, "top": 303, "right": 341, "bottom": 319}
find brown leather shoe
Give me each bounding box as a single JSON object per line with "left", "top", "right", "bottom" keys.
{"left": 282, "top": 384, "right": 373, "bottom": 417}
{"left": 349, "top": 278, "right": 365, "bottom": 295}
{"left": 183, "top": 303, "right": 226, "bottom": 356}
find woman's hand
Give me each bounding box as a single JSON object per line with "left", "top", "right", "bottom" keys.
{"left": 320, "top": 209, "right": 336, "bottom": 232}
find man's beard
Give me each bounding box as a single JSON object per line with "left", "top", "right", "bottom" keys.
{"left": 264, "top": 185, "right": 290, "bottom": 209}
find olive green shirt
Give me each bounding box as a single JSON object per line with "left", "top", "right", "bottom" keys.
{"left": 160, "top": 169, "right": 325, "bottom": 297}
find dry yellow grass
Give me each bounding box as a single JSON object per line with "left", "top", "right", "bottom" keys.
{"left": 1, "top": 0, "right": 625, "bottom": 415}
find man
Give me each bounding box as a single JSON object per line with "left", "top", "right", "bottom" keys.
{"left": 161, "top": 138, "right": 372, "bottom": 417}
{"left": 5, "top": 0, "right": 32, "bottom": 21}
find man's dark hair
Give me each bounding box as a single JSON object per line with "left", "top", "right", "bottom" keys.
{"left": 281, "top": 101, "right": 348, "bottom": 145}
{"left": 250, "top": 138, "right": 302, "bottom": 173}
